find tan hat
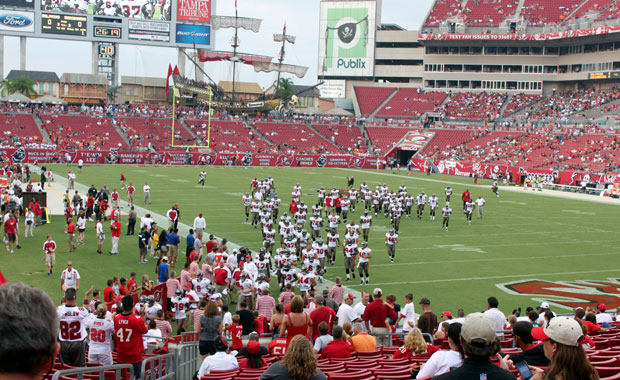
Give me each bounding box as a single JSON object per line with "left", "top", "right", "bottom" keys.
{"left": 531, "top": 316, "right": 583, "bottom": 347}
{"left": 461, "top": 312, "right": 497, "bottom": 344}
{"left": 162, "top": 256, "right": 168, "bottom": 261}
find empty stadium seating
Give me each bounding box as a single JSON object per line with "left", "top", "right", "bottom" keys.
{"left": 354, "top": 87, "right": 396, "bottom": 117}
{"left": 252, "top": 122, "right": 341, "bottom": 154}
{"left": 312, "top": 123, "right": 368, "bottom": 154}
{"left": 365, "top": 126, "right": 413, "bottom": 154}
{"left": 521, "top": 0, "right": 583, "bottom": 25}
{"left": 0, "top": 112, "right": 44, "bottom": 145}
{"left": 116, "top": 117, "right": 194, "bottom": 151}
{"left": 424, "top": 0, "right": 463, "bottom": 27}
{"left": 375, "top": 89, "right": 447, "bottom": 120}
{"left": 184, "top": 119, "right": 273, "bottom": 153}
{"left": 418, "top": 129, "right": 477, "bottom": 156}
{"left": 440, "top": 92, "right": 507, "bottom": 121}
{"left": 571, "top": 0, "right": 615, "bottom": 20}
{"left": 40, "top": 114, "right": 126, "bottom": 150}
{"left": 463, "top": 0, "right": 519, "bottom": 26}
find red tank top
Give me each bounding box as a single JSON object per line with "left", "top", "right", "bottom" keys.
{"left": 286, "top": 313, "right": 309, "bottom": 346}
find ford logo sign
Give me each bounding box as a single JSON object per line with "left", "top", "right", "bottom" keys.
{"left": 0, "top": 14, "right": 33, "bottom": 28}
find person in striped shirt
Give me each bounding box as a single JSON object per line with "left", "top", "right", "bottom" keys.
{"left": 155, "top": 309, "right": 172, "bottom": 339}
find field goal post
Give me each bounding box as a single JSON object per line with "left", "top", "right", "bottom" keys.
{"left": 170, "top": 86, "right": 213, "bottom": 150}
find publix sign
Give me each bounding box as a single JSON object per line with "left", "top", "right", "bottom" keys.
{"left": 319, "top": 1, "right": 376, "bottom": 77}
{"left": 0, "top": 11, "right": 34, "bottom": 32}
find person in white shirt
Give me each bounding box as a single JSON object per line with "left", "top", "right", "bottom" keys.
{"left": 144, "top": 319, "right": 163, "bottom": 350}
{"left": 483, "top": 296, "right": 507, "bottom": 338}
{"left": 84, "top": 303, "right": 115, "bottom": 365}
{"left": 337, "top": 293, "right": 360, "bottom": 327}
{"left": 193, "top": 212, "right": 206, "bottom": 236}
{"left": 476, "top": 196, "right": 486, "bottom": 219}
{"left": 416, "top": 322, "right": 463, "bottom": 378}
{"left": 596, "top": 304, "right": 614, "bottom": 324}
{"left": 197, "top": 336, "right": 239, "bottom": 377}
{"left": 24, "top": 208, "right": 35, "bottom": 237}
{"left": 396, "top": 293, "right": 416, "bottom": 333}
{"left": 60, "top": 262, "right": 80, "bottom": 291}
{"left": 96, "top": 218, "right": 104, "bottom": 255}
{"left": 143, "top": 181, "right": 151, "bottom": 204}
{"left": 353, "top": 291, "right": 370, "bottom": 321}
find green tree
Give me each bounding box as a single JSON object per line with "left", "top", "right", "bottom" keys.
{"left": 275, "top": 77, "right": 294, "bottom": 102}
{"left": 0, "top": 77, "right": 37, "bottom": 97}
{"left": 106, "top": 85, "right": 120, "bottom": 103}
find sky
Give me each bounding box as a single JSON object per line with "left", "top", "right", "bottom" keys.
{"left": 2, "top": 0, "right": 435, "bottom": 89}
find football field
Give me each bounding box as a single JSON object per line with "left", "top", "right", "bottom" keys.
{"left": 3, "top": 164, "right": 619, "bottom": 319}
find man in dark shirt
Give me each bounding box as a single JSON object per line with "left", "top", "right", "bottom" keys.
{"left": 434, "top": 312, "right": 516, "bottom": 380}
{"left": 235, "top": 301, "right": 254, "bottom": 336}
{"left": 502, "top": 321, "right": 550, "bottom": 367}
{"left": 417, "top": 297, "right": 438, "bottom": 335}
{"left": 322, "top": 289, "right": 339, "bottom": 313}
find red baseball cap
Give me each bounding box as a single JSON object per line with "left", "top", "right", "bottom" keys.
{"left": 184, "top": 283, "right": 192, "bottom": 288}
{"left": 441, "top": 311, "right": 453, "bottom": 318}
{"left": 598, "top": 303, "right": 607, "bottom": 312}
{"left": 247, "top": 341, "right": 261, "bottom": 355}
{"left": 346, "top": 293, "right": 356, "bottom": 300}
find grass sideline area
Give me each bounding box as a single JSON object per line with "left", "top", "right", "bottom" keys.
{"left": 2, "top": 164, "right": 619, "bottom": 327}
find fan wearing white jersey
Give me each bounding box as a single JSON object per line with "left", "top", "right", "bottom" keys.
{"left": 85, "top": 303, "right": 115, "bottom": 365}
{"left": 57, "top": 288, "right": 90, "bottom": 366}
{"left": 442, "top": 204, "right": 452, "bottom": 231}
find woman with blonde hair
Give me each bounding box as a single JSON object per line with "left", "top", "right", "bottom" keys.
{"left": 84, "top": 303, "right": 115, "bottom": 365}
{"left": 260, "top": 335, "right": 327, "bottom": 380}
{"left": 394, "top": 327, "right": 439, "bottom": 359}
{"left": 279, "top": 296, "right": 313, "bottom": 345}
{"left": 141, "top": 274, "right": 153, "bottom": 292}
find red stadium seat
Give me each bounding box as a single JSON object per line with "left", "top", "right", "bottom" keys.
{"left": 589, "top": 358, "right": 619, "bottom": 366}
{"left": 602, "top": 373, "right": 620, "bottom": 380}
{"left": 326, "top": 370, "right": 374, "bottom": 380}
{"left": 596, "top": 367, "right": 620, "bottom": 377}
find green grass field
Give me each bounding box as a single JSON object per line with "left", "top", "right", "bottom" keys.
{"left": 2, "top": 164, "right": 619, "bottom": 323}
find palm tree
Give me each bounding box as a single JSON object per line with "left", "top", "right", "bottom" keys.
{"left": 0, "top": 77, "right": 37, "bottom": 97}
{"left": 106, "top": 85, "right": 120, "bottom": 103}
{"left": 275, "top": 77, "right": 294, "bottom": 103}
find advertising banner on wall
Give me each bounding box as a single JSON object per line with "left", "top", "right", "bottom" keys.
{"left": 0, "top": 10, "right": 34, "bottom": 32}
{"left": 318, "top": 80, "right": 346, "bottom": 98}
{"left": 177, "top": 0, "right": 210, "bottom": 23}
{"left": 318, "top": 0, "right": 376, "bottom": 78}
{"left": 128, "top": 20, "right": 170, "bottom": 42}
{"left": 175, "top": 23, "right": 210, "bottom": 45}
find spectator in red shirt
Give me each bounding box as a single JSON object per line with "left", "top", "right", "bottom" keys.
{"left": 462, "top": 189, "right": 471, "bottom": 210}
{"left": 268, "top": 337, "right": 288, "bottom": 355}
{"left": 127, "top": 272, "right": 138, "bottom": 295}
{"left": 103, "top": 279, "right": 114, "bottom": 307}
{"left": 114, "top": 296, "right": 148, "bottom": 379}
{"left": 226, "top": 315, "right": 244, "bottom": 350}
{"left": 205, "top": 235, "right": 217, "bottom": 254}
{"left": 320, "top": 326, "right": 352, "bottom": 359}
{"left": 118, "top": 278, "right": 128, "bottom": 295}
{"left": 65, "top": 219, "right": 76, "bottom": 252}
{"left": 362, "top": 288, "right": 391, "bottom": 348}
{"left": 3, "top": 213, "right": 18, "bottom": 253}
{"left": 310, "top": 296, "right": 337, "bottom": 341}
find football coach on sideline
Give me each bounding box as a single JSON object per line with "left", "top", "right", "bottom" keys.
{"left": 0, "top": 282, "right": 60, "bottom": 380}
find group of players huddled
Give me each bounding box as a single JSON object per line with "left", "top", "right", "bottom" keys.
{"left": 239, "top": 177, "right": 490, "bottom": 295}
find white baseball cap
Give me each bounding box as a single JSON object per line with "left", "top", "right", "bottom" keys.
{"left": 531, "top": 316, "right": 583, "bottom": 346}
{"left": 540, "top": 302, "right": 550, "bottom": 309}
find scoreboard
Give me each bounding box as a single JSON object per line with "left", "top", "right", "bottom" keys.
{"left": 41, "top": 13, "right": 87, "bottom": 36}
{"left": 0, "top": 0, "right": 214, "bottom": 49}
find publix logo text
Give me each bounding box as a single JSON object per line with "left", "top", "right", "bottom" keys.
{"left": 337, "top": 58, "right": 367, "bottom": 69}
{"left": 0, "top": 14, "right": 33, "bottom": 28}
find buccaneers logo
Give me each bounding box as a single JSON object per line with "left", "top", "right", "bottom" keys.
{"left": 275, "top": 154, "right": 293, "bottom": 167}
{"left": 498, "top": 279, "right": 620, "bottom": 310}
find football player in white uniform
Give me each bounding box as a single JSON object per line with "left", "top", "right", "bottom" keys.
{"left": 358, "top": 241, "right": 372, "bottom": 285}
{"left": 384, "top": 229, "right": 399, "bottom": 263}
{"left": 442, "top": 204, "right": 452, "bottom": 231}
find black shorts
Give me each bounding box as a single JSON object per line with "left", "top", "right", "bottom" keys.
{"left": 167, "top": 297, "right": 172, "bottom": 311}
{"left": 60, "top": 340, "right": 86, "bottom": 367}
{"left": 78, "top": 228, "right": 85, "bottom": 232}
{"left": 199, "top": 339, "right": 216, "bottom": 356}
{"left": 7, "top": 233, "right": 15, "bottom": 242}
